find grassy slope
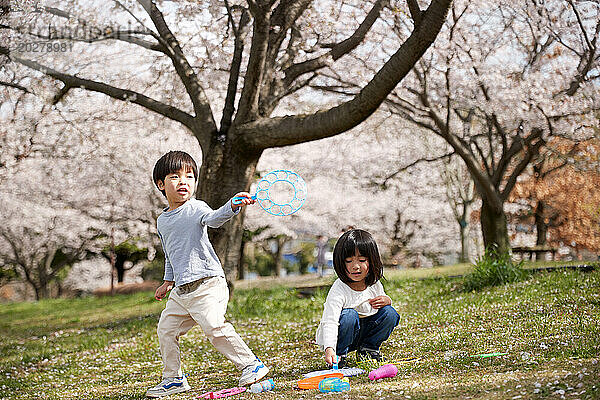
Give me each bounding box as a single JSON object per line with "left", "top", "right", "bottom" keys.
{"left": 1, "top": 264, "right": 599, "bottom": 400}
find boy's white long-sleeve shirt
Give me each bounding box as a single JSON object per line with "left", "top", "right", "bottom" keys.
{"left": 315, "top": 278, "right": 388, "bottom": 351}
{"left": 157, "top": 198, "right": 239, "bottom": 286}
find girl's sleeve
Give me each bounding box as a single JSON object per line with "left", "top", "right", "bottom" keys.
{"left": 195, "top": 200, "right": 240, "bottom": 228}
{"left": 316, "top": 283, "right": 345, "bottom": 351}
{"left": 375, "top": 281, "right": 391, "bottom": 303}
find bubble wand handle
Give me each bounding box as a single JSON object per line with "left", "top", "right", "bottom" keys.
{"left": 231, "top": 194, "right": 257, "bottom": 205}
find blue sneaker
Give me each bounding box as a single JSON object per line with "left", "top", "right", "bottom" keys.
{"left": 146, "top": 376, "right": 191, "bottom": 398}
{"left": 238, "top": 358, "right": 269, "bottom": 386}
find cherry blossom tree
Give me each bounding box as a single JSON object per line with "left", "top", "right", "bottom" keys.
{"left": 0, "top": 73, "right": 200, "bottom": 296}
{"left": 439, "top": 156, "right": 476, "bottom": 262}
{"left": 250, "top": 112, "right": 462, "bottom": 267}
{"left": 0, "top": 193, "right": 103, "bottom": 299}
{"left": 1, "top": 0, "right": 451, "bottom": 280}
{"left": 379, "top": 0, "right": 600, "bottom": 254}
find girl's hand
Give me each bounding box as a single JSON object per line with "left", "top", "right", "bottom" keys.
{"left": 324, "top": 347, "right": 336, "bottom": 366}
{"left": 231, "top": 192, "right": 255, "bottom": 211}
{"left": 368, "top": 295, "right": 391, "bottom": 309}
{"left": 155, "top": 281, "right": 173, "bottom": 301}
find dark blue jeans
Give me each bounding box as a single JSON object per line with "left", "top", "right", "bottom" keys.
{"left": 336, "top": 305, "right": 400, "bottom": 355}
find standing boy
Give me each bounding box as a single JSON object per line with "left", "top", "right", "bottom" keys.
{"left": 146, "top": 151, "right": 268, "bottom": 398}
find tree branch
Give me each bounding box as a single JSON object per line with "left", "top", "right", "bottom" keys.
{"left": 137, "top": 0, "right": 217, "bottom": 143}
{"left": 381, "top": 152, "right": 454, "bottom": 187}
{"left": 492, "top": 126, "right": 542, "bottom": 186}
{"left": 220, "top": 4, "right": 250, "bottom": 133}
{"left": 0, "top": 80, "right": 31, "bottom": 94}
{"left": 234, "top": 2, "right": 273, "bottom": 123}
{"left": 1, "top": 46, "right": 195, "bottom": 130}
{"left": 406, "top": 0, "right": 423, "bottom": 28}
{"left": 22, "top": 5, "right": 166, "bottom": 52}
{"left": 501, "top": 129, "right": 546, "bottom": 200}
{"left": 283, "top": 0, "right": 389, "bottom": 86}
{"left": 258, "top": 0, "right": 313, "bottom": 116}
{"left": 235, "top": 0, "right": 452, "bottom": 149}
{"left": 559, "top": 0, "right": 599, "bottom": 96}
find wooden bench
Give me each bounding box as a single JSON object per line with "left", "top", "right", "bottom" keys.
{"left": 512, "top": 246, "right": 557, "bottom": 261}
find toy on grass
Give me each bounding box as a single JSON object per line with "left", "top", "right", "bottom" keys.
{"left": 318, "top": 377, "right": 350, "bottom": 393}
{"left": 248, "top": 379, "right": 275, "bottom": 393}
{"left": 392, "top": 356, "right": 420, "bottom": 364}
{"left": 368, "top": 364, "right": 398, "bottom": 381}
{"left": 471, "top": 352, "right": 508, "bottom": 358}
{"left": 332, "top": 354, "right": 339, "bottom": 370}
{"left": 297, "top": 372, "right": 343, "bottom": 389}
{"left": 357, "top": 356, "right": 419, "bottom": 372}
{"left": 303, "top": 367, "right": 365, "bottom": 378}
{"left": 232, "top": 169, "right": 307, "bottom": 216}
{"left": 199, "top": 387, "right": 246, "bottom": 399}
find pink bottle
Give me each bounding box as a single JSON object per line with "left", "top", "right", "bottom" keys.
{"left": 368, "top": 364, "right": 398, "bottom": 381}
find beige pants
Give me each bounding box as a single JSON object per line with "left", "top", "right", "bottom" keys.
{"left": 157, "top": 276, "right": 256, "bottom": 378}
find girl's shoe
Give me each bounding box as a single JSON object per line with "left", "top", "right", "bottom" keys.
{"left": 146, "top": 376, "right": 191, "bottom": 398}
{"left": 357, "top": 348, "right": 383, "bottom": 362}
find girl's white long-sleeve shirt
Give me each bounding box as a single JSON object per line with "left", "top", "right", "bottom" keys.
{"left": 315, "top": 278, "right": 388, "bottom": 351}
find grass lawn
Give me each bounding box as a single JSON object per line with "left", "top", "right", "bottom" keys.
{"left": 1, "top": 263, "right": 599, "bottom": 399}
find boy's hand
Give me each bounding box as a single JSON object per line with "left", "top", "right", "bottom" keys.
{"left": 368, "top": 295, "right": 391, "bottom": 309}
{"left": 155, "top": 281, "right": 173, "bottom": 301}
{"left": 231, "top": 192, "right": 256, "bottom": 211}
{"left": 324, "top": 347, "right": 336, "bottom": 366}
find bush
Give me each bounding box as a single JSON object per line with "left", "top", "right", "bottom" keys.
{"left": 295, "top": 242, "right": 316, "bottom": 274}
{"left": 245, "top": 250, "right": 276, "bottom": 276}
{"left": 462, "top": 246, "right": 527, "bottom": 291}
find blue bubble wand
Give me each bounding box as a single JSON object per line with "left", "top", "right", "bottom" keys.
{"left": 232, "top": 169, "right": 307, "bottom": 216}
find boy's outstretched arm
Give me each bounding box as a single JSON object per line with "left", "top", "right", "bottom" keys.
{"left": 197, "top": 192, "right": 255, "bottom": 228}
{"left": 155, "top": 281, "right": 174, "bottom": 301}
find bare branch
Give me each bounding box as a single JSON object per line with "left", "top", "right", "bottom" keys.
{"left": 381, "top": 152, "right": 455, "bottom": 187}
{"left": 51, "top": 84, "right": 71, "bottom": 105}
{"left": 221, "top": 4, "right": 250, "bottom": 133}
{"left": 501, "top": 129, "right": 546, "bottom": 200}
{"left": 1, "top": 46, "right": 195, "bottom": 129}
{"left": 234, "top": 0, "right": 452, "bottom": 149}
{"left": 234, "top": 2, "right": 272, "bottom": 123}
{"left": 137, "top": 0, "right": 217, "bottom": 140}
{"left": 406, "top": 0, "right": 423, "bottom": 27}
{"left": 0, "top": 80, "right": 31, "bottom": 93}
{"left": 25, "top": 5, "right": 166, "bottom": 52}
{"left": 283, "top": 0, "right": 389, "bottom": 86}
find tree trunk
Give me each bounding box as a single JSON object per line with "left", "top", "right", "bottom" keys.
{"left": 535, "top": 200, "right": 548, "bottom": 246}
{"left": 480, "top": 200, "right": 510, "bottom": 254}
{"left": 458, "top": 217, "right": 469, "bottom": 263}
{"left": 274, "top": 236, "right": 287, "bottom": 277}
{"left": 34, "top": 282, "right": 49, "bottom": 300}
{"left": 457, "top": 201, "right": 470, "bottom": 263}
{"left": 33, "top": 285, "right": 42, "bottom": 301}
{"left": 237, "top": 239, "right": 246, "bottom": 281}
{"left": 116, "top": 258, "right": 126, "bottom": 283}
{"left": 36, "top": 259, "right": 50, "bottom": 300}
{"left": 110, "top": 227, "right": 116, "bottom": 295}
{"left": 197, "top": 137, "right": 263, "bottom": 284}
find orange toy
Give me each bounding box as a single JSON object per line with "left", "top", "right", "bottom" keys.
{"left": 297, "top": 372, "right": 343, "bottom": 389}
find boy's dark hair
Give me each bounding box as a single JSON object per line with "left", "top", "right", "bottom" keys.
{"left": 333, "top": 229, "right": 383, "bottom": 287}
{"left": 153, "top": 151, "right": 198, "bottom": 197}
